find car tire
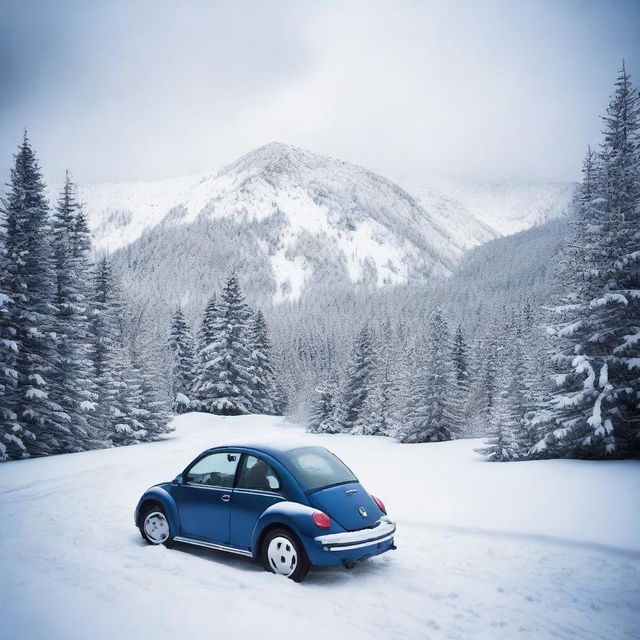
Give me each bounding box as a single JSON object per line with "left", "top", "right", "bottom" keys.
{"left": 261, "top": 528, "right": 310, "bottom": 583}
{"left": 139, "top": 503, "right": 174, "bottom": 548}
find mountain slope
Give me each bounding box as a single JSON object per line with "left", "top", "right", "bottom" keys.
{"left": 63, "top": 142, "right": 576, "bottom": 304}
{"left": 73, "top": 144, "right": 482, "bottom": 301}
{"left": 400, "top": 176, "right": 576, "bottom": 236}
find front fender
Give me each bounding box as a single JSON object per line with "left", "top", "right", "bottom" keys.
{"left": 135, "top": 484, "right": 180, "bottom": 537}
{"left": 250, "top": 501, "right": 343, "bottom": 558}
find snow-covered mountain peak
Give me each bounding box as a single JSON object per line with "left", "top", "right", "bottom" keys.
{"left": 56, "top": 143, "right": 575, "bottom": 303}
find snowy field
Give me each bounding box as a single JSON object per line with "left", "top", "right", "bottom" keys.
{"left": 1, "top": 413, "right": 639, "bottom": 640}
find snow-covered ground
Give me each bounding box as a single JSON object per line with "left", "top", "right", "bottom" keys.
{"left": 1, "top": 413, "right": 638, "bottom": 639}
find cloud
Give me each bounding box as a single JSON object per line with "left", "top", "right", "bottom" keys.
{"left": 1, "top": 0, "right": 639, "bottom": 185}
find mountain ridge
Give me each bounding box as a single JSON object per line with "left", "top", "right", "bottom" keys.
{"left": 48, "top": 142, "right": 575, "bottom": 303}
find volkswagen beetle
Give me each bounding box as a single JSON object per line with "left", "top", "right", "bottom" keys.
{"left": 134, "top": 441, "right": 396, "bottom": 582}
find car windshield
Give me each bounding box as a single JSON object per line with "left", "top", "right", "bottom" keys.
{"left": 282, "top": 446, "right": 357, "bottom": 492}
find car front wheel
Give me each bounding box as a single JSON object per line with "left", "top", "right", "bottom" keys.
{"left": 140, "top": 504, "right": 174, "bottom": 547}
{"left": 261, "top": 528, "right": 310, "bottom": 583}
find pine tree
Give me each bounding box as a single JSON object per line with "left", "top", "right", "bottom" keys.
{"left": 470, "top": 327, "right": 500, "bottom": 436}
{"left": 307, "top": 378, "right": 340, "bottom": 434}
{"left": 113, "top": 357, "right": 147, "bottom": 446}
{"left": 342, "top": 323, "right": 377, "bottom": 432}
{"left": 364, "top": 329, "right": 399, "bottom": 436}
{"left": 593, "top": 62, "right": 640, "bottom": 456}
{"left": 401, "top": 310, "right": 458, "bottom": 442}
{"left": 88, "top": 256, "right": 132, "bottom": 443}
{"left": 481, "top": 311, "right": 532, "bottom": 460}
{"left": 518, "top": 303, "right": 549, "bottom": 451}
{"left": 195, "top": 274, "right": 254, "bottom": 414}
{"left": 0, "top": 290, "right": 21, "bottom": 460}
{"left": 271, "top": 378, "right": 289, "bottom": 416}
{"left": 138, "top": 365, "right": 172, "bottom": 439}
{"left": 198, "top": 295, "right": 219, "bottom": 357}
{"left": 475, "top": 373, "right": 523, "bottom": 461}
{"left": 168, "top": 306, "right": 197, "bottom": 412}
{"left": 450, "top": 324, "right": 470, "bottom": 432}
{"left": 534, "top": 64, "right": 640, "bottom": 458}
{"left": 0, "top": 133, "right": 59, "bottom": 457}
{"left": 247, "top": 310, "right": 278, "bottom": 415}
{"left": 48, "top": 172, "right": 98, "bottom": 452}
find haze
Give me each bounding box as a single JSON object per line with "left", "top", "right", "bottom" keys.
{"left": 1, "top": 0, "right": 639, "bottom": 185}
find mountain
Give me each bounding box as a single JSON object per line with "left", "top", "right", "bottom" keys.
{"left": 60, "top": 142, "right": 575, "bottom": 304}
{"left": 70, "top": 144, "right": 477, "bottom": 297}
{"left": 399, "top": 176, "right": 576, "bottom": 236}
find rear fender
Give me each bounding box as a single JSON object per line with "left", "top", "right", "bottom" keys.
{"left": 251, "top": 501, "right": 343, "bottom": 557}
{"left": 135, "top": 485, "right": 180, "bottom": 537}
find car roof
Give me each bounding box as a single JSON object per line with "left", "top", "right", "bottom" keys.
{"left": 201, "top": 437, "right": 321, "bottom": 460}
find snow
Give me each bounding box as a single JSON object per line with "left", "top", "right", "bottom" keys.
{"left": 49, "top": 143, "right": 576, "bottom": 302}
{"left": 590, "top": 292, "right": 629, "bottom": 307}
{"left": 398, "top": 175, "right": 577, "bottom": 236}
{"left": 1, "top": 412, "right": 638, "bottom": 640}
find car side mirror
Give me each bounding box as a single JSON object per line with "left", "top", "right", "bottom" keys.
{"left": 173, "top": 474, "right": 184, "bottom": 485}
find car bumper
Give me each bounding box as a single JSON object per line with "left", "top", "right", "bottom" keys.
{"left": 314, "top": 516, "right": 396, "bottom": 552}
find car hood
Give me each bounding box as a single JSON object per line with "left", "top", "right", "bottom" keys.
{"left": 308, "top": 482, "right": 382, "bottom": 531}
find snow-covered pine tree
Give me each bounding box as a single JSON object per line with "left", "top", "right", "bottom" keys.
{"left": 517, "top": 303, "right": 550, "bottom": 451}
{"left": 111, "top": 357, "right": 147, "bottom": 446}
{"left": 400, "top": 310, "right": 458, "bottom": 442}
{"left": 49, "top": 172, "right": 98, "bottom": 452}
{"left": 0, "top": 133, "right": 59, "bottom": 457}
{"left": 247, "top": 309, "right": 278, "bottom": 415}
{"left": 341, "top": 323, "right": 377, "bottom": 432}
{"left": 168, "top": 306, "right": 197, "bottom": 412}
{"left": 481, "top": 311, "right": 532, "bottom": 460}
{"left": 534, "top": 65, "right": 639, "bottom": 459}
{"left": 271, "top": 378, "right": 289, "bottom": 416}
{"left": 138, "top": 364, "right": 172, "bottom": 439}
{"left": 195, "top": 274, "right": 254, "bottom": 414}
{"left": 450, "top": 324, "right": 470, "bottom": 433}
{"left": 0, "top": 176, "right": 22, "bottom": 460}
{"left": 363, "top": 323, "right": 399, "bottom": 436}
{"left": 531, "top": 149, "right": 603, "bottom": 457}
{"left": 88, "top": 256, "right": 137, "bottom": 444}
{"left": 473, "top": 327, "right": 500, "bottom": 436}
{"left": 198, "top": 295, "right": 219, "bottom": 358}
{"left": 0, "top": 290, "right": 21, "bottom": 460}
{"left": 475, "top": 370, "right": 523, "bottom": 461}
{"left": 592, "top": 62, "right": 640, "bottom": 456}
{"left": 307, "top": 376, "right": 341, "bottom": 434}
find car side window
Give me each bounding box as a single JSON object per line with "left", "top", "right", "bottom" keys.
{"left": 236, "top": 455, "right": 281, "bottom": 492}
{"left": 185, "top": 452, "right": 239, "bottom": 488}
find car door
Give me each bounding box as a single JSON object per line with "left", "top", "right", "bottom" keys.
{"left": 176, "top": 451, "right": 240, "bottom": 544}
{"left": 229, "top": 454, "right": 285, "bottom": 550}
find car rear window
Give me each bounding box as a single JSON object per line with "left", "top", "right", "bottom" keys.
{"left": 282, "top": 446, "right": 357, "bottom": 492}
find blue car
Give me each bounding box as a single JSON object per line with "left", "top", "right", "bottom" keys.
{"left": 135, "top": 441, "right": 396, "bottom": 582}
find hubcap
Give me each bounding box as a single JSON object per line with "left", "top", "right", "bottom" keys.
{"left": 143, "top": 511, "right": 169, "bottom": 544}
{"left": 267, "top": 536, "right": 297, "bottom": 577}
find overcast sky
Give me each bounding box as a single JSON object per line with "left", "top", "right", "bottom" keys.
{"left": 1, "top": 0, "right": 639, "bottom": 186}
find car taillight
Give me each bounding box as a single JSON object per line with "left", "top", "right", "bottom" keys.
{"left": 372, "top": 495, "right": 386, "bottom": 514}
{"left": 312, "top": 511, "right": 331, "bottom": 529}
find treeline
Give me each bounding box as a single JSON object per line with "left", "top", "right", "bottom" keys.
{"left": 0, "top": 135, "right": 171, "bottom": 461}
{"left": 167, "top": 273, "right": 285, "bottom": 416}
{"left": 307, "top": 304, "right": 543, "bottom": 451}
{"left": 308, "top": 63, "right": 639, "bottom": 461}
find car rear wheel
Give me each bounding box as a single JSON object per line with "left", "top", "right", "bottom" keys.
{"left": 261, "top": 528, "right": 309, "bottom": 583}
{"left": 140, "top": 504, "right": 174, "bottom": 547}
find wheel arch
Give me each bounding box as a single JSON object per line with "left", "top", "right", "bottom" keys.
{"left": 251, "top": 501, "right": 321, "bottom": 559}
{"left": 255, "top": 522, "right": 302, "bottom": 559}
{"left": 135, "top": 485, "right": 180, "bottom": 536}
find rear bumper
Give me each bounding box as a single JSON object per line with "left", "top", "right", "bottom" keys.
{"left": 314, "top": 516, "right": 396, "bottom": 552}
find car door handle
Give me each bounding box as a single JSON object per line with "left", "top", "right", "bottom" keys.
{"left": 221, "top": 494, "right": 231, "bottom": 502}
